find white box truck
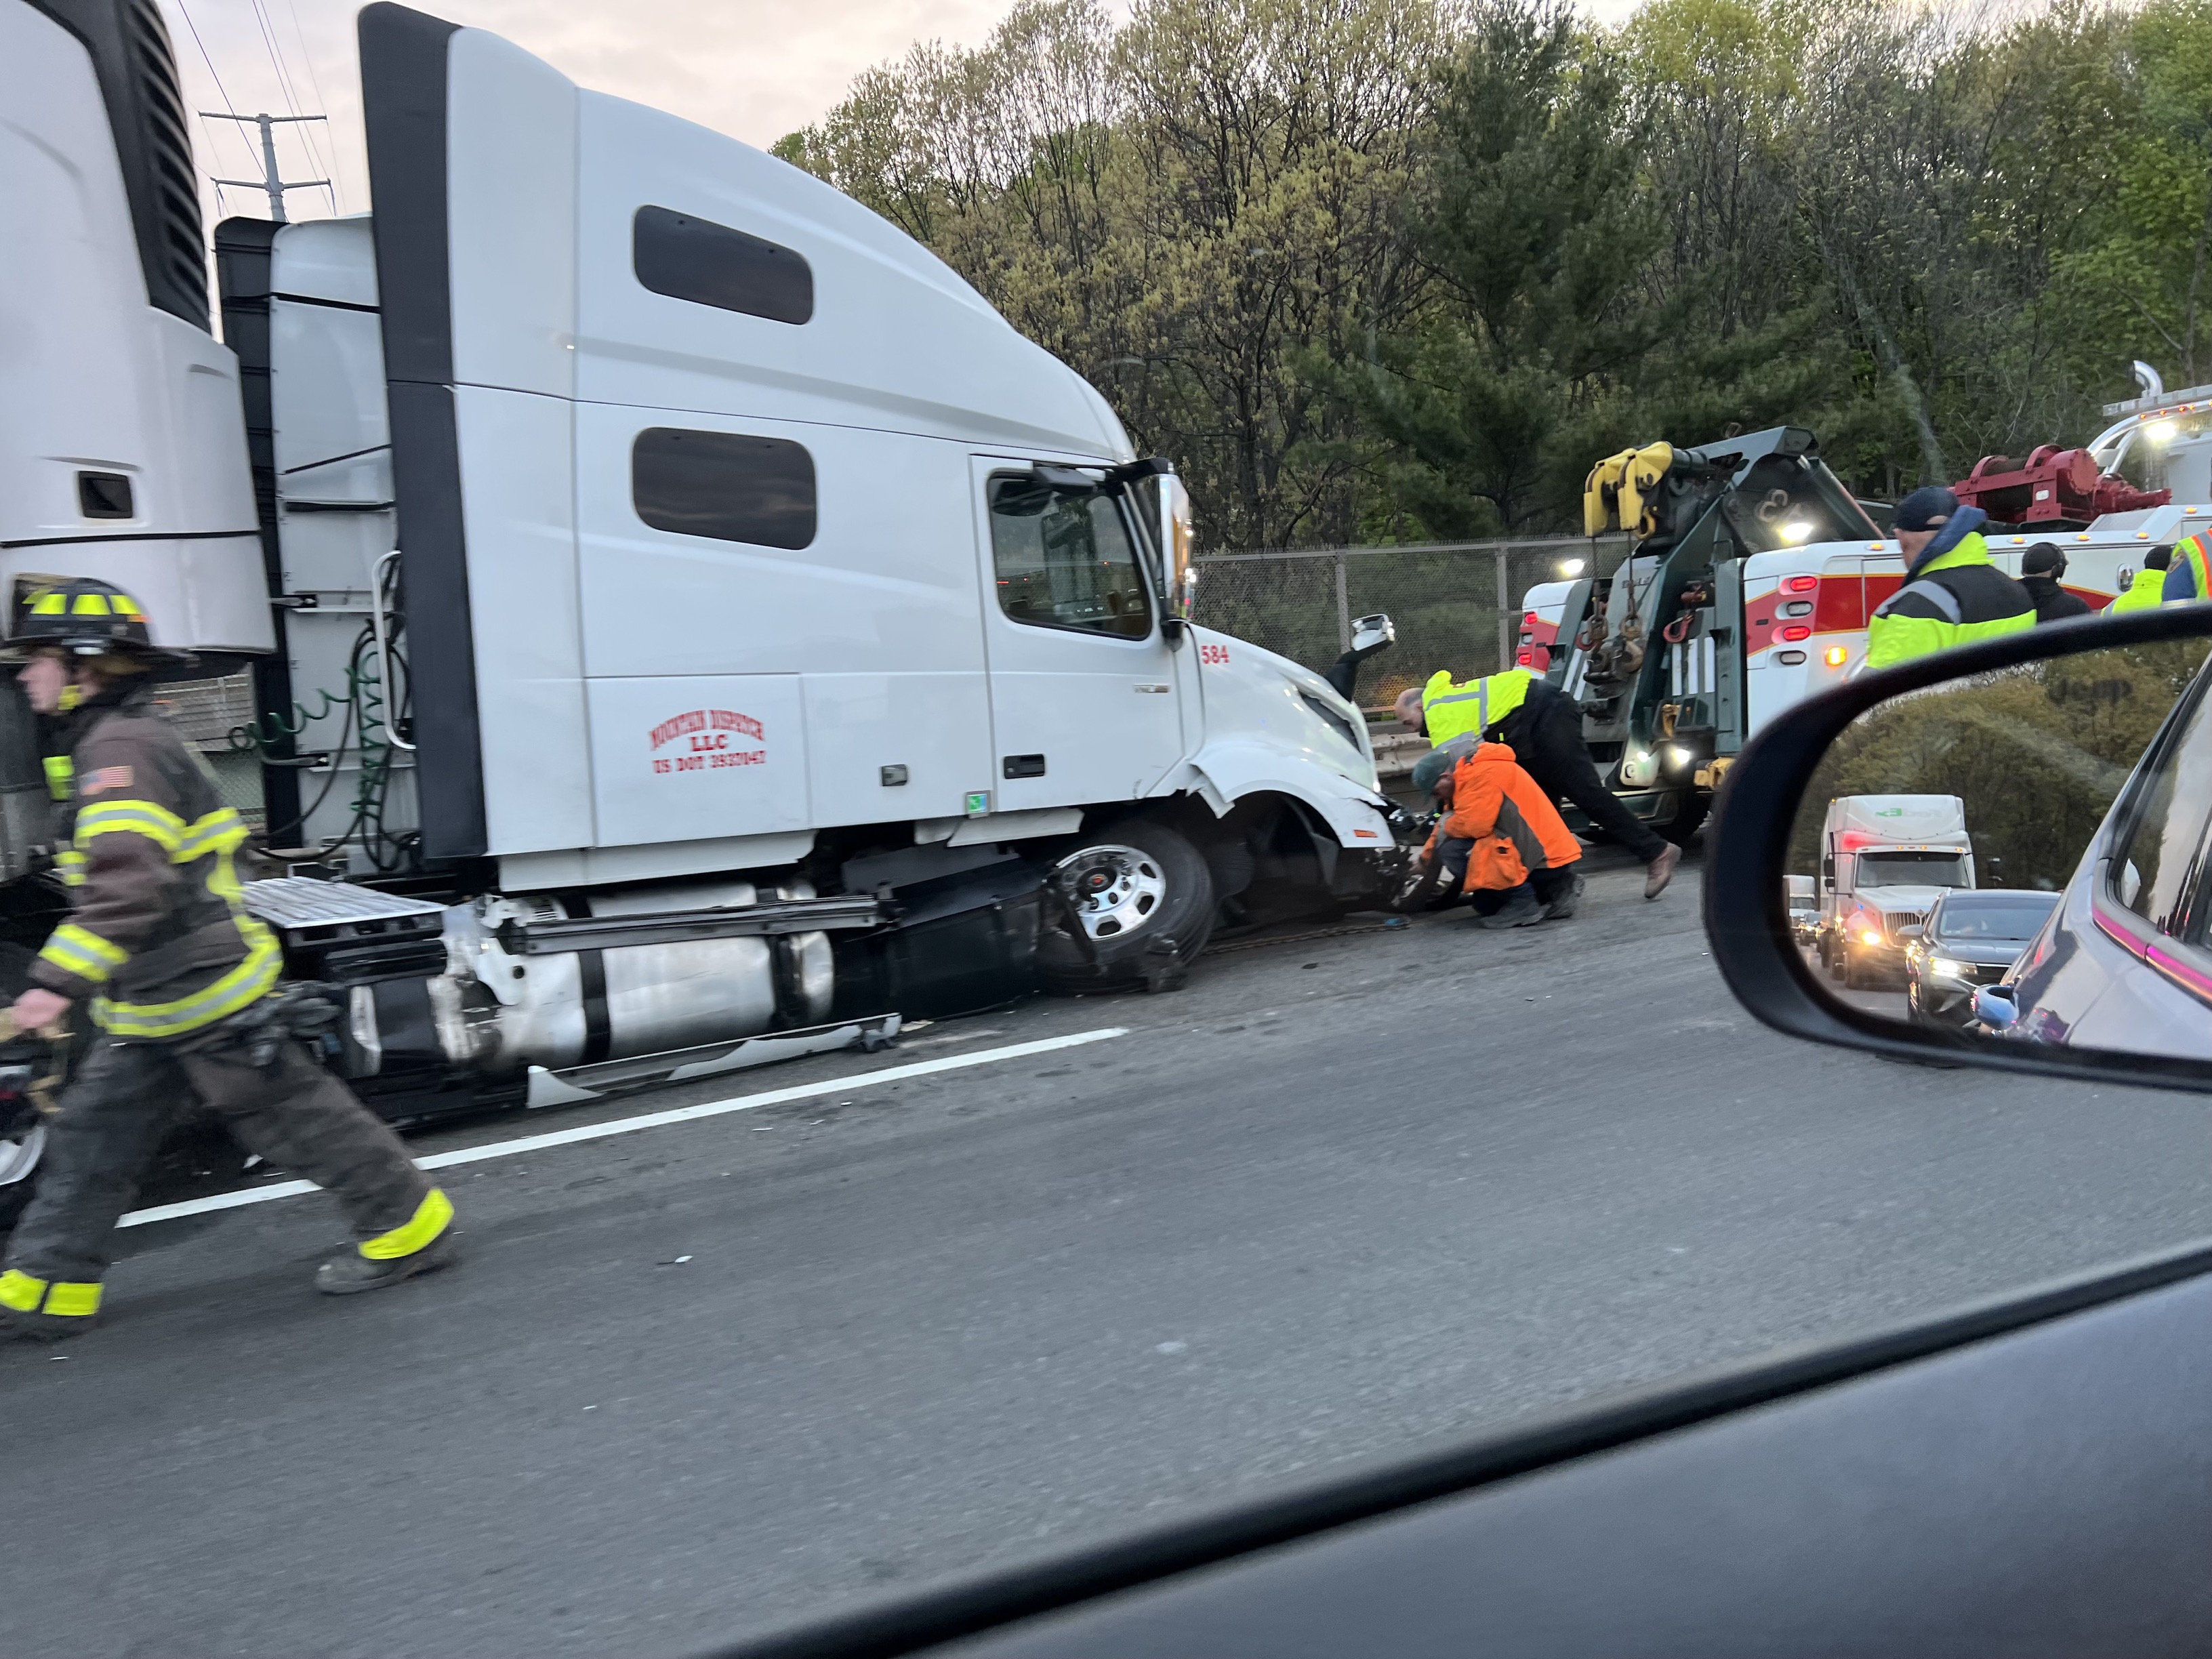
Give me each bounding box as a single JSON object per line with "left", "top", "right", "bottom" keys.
{"left": 0, "top": 0, "right": 1408, "bottom": 1133}
{"left": 1816, "top": 796, "right": 1975, "bottom": 989}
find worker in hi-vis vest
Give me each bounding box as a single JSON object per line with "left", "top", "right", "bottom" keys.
{"left": 2112, "top": 545, "right": 2173, "bottom": 612}
{"left": 2159, "top": 531, "right": 2212, "bottom": 604}
{"left": 1863, "top": 487, "right": 2036, "bottom": 670}
{"left": 1395, "top": 666, "right": 1681, "bottom": 901}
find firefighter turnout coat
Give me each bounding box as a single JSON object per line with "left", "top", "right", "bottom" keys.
{"left": 28, "top": 684, "right": 280, "bottom": 1037}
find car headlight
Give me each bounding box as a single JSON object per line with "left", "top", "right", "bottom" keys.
{"left": 1858, "top": 928, "right": 1883, "bottom": 946}
{"left": 1929, "top": 957, "right": 1971, "bottom": 981}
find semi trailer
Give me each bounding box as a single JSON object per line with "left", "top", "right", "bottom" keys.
{"left": 0, "top": 0, "right": 1407, "bottom": 1168}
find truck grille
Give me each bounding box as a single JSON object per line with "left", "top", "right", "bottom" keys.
{"left": 1884, "top": 912, "right": 1927, "bottom": 938}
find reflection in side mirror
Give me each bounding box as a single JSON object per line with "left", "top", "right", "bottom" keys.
{"left": 1782, "top": 634, "right": 2212, "bottom": 1063}
{"left": 1973, "top": 985, "right": 2019, "bottom": 1030}
{"left": 1157, "top": 472, "right": 1197, "bottom": 628}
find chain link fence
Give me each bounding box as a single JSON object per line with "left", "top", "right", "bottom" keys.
{"left": 1192, "top": 535, "right": 1632, "bottom": 709}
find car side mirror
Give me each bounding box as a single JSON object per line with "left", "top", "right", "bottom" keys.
{"left": 1704, "top": 605, "right": 2212, "bottom": 1091}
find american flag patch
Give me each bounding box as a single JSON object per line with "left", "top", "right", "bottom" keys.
{"left": 80, "top": 766, "right": 134, "bottom": 796}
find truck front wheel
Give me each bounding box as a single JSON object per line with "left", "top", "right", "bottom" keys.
{"left": 1039, "top": 819, "right": 1216, "bottom": 992}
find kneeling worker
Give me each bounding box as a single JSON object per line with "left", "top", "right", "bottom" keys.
{"left": 1414, "top": 743, "right": 1584, "bottom": 928}
{"left": 0, "top": 579, "right": 455, "bottom": 1340}
{"left": 1395, "top": 668, "right": 1681, "bottom": 899}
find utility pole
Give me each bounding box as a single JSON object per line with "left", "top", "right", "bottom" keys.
{"left": 201, "top": 112, "right": 330, "bottom": 222}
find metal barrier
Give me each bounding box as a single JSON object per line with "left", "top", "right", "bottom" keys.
{"left": 1192, "top": 535, "right": 1631, "bottom": 707}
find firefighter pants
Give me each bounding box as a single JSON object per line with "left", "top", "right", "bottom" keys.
{"left": 1516, "top": 702, "right": 1671, "bottom": 863}
{"left": 5, "top": 1031, "right": 433, "bottom": 1292}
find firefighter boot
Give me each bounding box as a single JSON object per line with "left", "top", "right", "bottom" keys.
{"left": 314, "top": 1188, "right": 458, "bottom": 1296}
{"left": 1644, "top": 844, "right": 1681, "bottom": 901}
{"left": 0, "top": 1307, "right": 94, "bottom": 1342}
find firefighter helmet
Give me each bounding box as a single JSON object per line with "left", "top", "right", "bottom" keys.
{"left": 0, "top": 577, "right": 194, "bottom": 668}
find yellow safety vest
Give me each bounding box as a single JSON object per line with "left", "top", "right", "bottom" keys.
{"left": 2112, "top": 566, "right": 2167, "bottom": 612}
{"left": 2176, "top": 533, "right": 2212, "bottom": 602}
{"left": 1422, "top": 668, "right": 1534, "bottom": 745}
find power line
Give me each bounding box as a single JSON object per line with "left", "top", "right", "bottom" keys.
{"left": 282, "top": 0, "right": 344, "bottom": 211}
{"left": 171, "top": 0, "right": 265, "bottom": 180}
{"left": 245, "top": 0, "right": 335, "bottom": 218}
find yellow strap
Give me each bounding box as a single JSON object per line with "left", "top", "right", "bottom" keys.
{"left": 43, "top": 756, "right": 73, "bottom": 802}
{"left": 0, "top": 1268, "right": 43, "bottom": 1312}
{"left": 42, "top": 1281, "right": 101, "bottom": 1317}
{"left": 39, "top": 922, "right": 128, "bottom": 985}
{"left": 360, "top": 1188, "right": 453, "bottom": 1261}
{"left": 94, "top": 927, "right": 281, "bottom": 1038}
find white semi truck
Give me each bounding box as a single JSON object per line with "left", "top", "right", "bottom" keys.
{"left": 1814, "top": 796, "right": 1975, "bottom": 989}
{"left": 0, "top": 0, "right": 1406, "bottom": 1135}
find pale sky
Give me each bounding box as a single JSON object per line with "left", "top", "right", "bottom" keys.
{"left": 162, "top": 0, "right": 1642, "bottom": 230}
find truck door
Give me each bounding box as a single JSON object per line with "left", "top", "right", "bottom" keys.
{"left": 971, "top": 458, "right": 1187, "bottom": 813}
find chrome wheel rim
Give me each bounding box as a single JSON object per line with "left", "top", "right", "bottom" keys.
{"left": 1054, "top": 844, "right": 1167, "bottom": 940}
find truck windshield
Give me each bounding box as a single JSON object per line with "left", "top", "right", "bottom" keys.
{"left": 1721, "top": 455, "right": 1881, "bottom": 553}
{"left": 1858, "top": 851, "right": 1971, "bottom": 888}
{"left": 989, "top": 475, "right": 1153, "bottom": 639}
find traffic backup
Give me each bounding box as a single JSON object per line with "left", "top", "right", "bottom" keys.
{"left": 1, "top": 0, "right": 1404, "bottom": 1136}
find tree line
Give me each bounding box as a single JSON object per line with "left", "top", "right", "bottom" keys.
{"left": 776, "top": 0, "right": 2212, "bottom": 552}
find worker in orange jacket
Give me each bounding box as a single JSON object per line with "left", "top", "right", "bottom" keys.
{"left": 1418, "top": 741, "right": 1585, "bottom": 928}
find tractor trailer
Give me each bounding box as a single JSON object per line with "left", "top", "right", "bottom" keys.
{"left": 0, "top": 0, "right": 1405, "bottom": 1147}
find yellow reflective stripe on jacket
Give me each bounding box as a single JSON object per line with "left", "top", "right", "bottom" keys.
{"left": 93, "top": 924, "right": 281, "bottom": 1039}
{"left": 359, "top": 1188, "right": 453, "bottom": 1261}
{"left": 37, "top": 922, "right": 128, "bottom": 985}
{"left": 42, "top": 756, "right": 73, "bottom": 802}
{"left": 0, "top": 1269, "right": 100, "bottom": 1317}
{"left": 74, "top": 799, "right": 186, "bottom": 855}
{"left": 56, "top": 848, "right": 86, "bottom": 888}
{"left": 173, "top": 808, "right": 248, "bottom": 863}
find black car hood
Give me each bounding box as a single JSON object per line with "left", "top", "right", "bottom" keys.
{"left": 1928, "top": 940, "right": 2033, "bottom": 966}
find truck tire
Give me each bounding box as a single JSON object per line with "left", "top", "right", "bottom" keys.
{"left": 1039, "top": 819, "right": 1216, "bottom": 992}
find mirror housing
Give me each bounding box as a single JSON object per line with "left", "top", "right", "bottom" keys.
{"left": 1897, "top": 924, "right": 1924, "bottom": 941}
{"left": 1704, "top": 603, "right": 2212, "bottom": 1093}
{"left": 1973, "top": 985, "right": 2020, "bottom": 1029}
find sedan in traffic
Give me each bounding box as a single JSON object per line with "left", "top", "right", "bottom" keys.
{"left": 1904, "top": 889, "right": 2062, "bottom": 1029}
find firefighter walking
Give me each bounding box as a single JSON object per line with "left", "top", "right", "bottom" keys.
{"left": 0, "top": 579, "right": 454, "bottom": 1340}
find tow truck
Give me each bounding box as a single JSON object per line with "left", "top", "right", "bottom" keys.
{"left": 1515, "top": 380, "right": 2212, "bottom": 844}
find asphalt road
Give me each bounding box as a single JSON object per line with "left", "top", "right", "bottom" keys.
{"left": 7, "top": 849, "right": 2210, "bottom": 1659}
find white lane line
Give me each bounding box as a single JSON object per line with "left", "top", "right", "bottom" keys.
{"left": 115, "top": 1025, "right": 1130, "bottom": 1229}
